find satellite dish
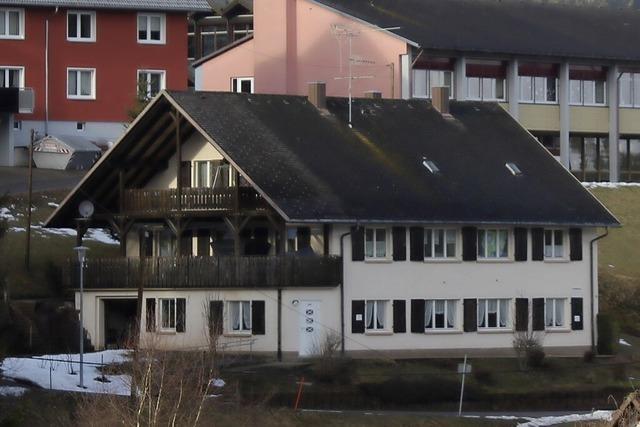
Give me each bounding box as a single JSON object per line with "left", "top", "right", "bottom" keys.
{"left": 78, "top": 200, "right": 94, "bottom": 219}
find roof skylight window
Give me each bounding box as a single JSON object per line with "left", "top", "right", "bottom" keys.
{"left": 506, "top": 162, "right": 523, "bottom": 176}
{"left": 422, "top": 158, "right": 440, "bottom": 174}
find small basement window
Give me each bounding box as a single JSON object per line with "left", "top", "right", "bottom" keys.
{"left": 76, "top": 122, "right": 85, "bottom": 131}
{"left": 505, "top": 162, "right": 522, "bottom": 176}
{"left": 422, "top": 158, "right": 440, "bottom": 174}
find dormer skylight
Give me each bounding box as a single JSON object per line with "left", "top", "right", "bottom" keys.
{"left": 422, "top": 157, "right": 440, "bottom": 174}
{"left": 506, "top": 162, "right": 523, "bottom": 176}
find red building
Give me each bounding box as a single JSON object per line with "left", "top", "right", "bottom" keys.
{"left": 0, "top": 0, "right": 210, "bottom": 166}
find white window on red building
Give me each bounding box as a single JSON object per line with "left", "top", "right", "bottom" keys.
{"left": 0, "top": 66, "right": 24, "bottom": 88}
{"left": 0, "top": 8, "right": 24, "bottom": 39}
{"left": 137, "top": 70, "right": 166, "bottom": 100}
{"left": 138, "top": 13, "right": 165, "bottom": 44}
{"left": 67, "top": 68, "right": 96, "bottom": 100}
{"left": 67, "top": 11, "right": 96, "bottom": 42}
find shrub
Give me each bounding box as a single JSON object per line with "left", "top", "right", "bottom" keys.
{"left": 513, "top": 330, "right": 545, "bottom": 370}
{"left": 311, "top": 332, "right": 353, "bottom": 385}
{"left": 472, "top": 368, "right": 495, "bottom": 386}
{"left": 526, "top": 348, "right": 546, "bottom": 368}
{"left": 597, "top": 314, "right": 618, "bottom": 355}
{"left": 583, "top": 350, "right": 596, "bottom": 363}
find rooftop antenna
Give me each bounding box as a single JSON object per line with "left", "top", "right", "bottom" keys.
{"left": 331, "top": 24, "right": 400, "bottom": 128}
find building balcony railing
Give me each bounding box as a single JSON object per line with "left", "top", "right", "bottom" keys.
{"left": 65, "top": 255, "right": 343, "bottom": 290}
{"left": 122, "top": 187, "right": 266, "bottom": 217}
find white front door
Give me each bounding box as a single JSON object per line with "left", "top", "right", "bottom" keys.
{"left": 298, "top": 300, "right": 321, "bottom": 357}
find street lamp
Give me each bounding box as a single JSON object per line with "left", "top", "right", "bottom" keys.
{"left": 74, "top": 245, "right": 89, "bottom": 389}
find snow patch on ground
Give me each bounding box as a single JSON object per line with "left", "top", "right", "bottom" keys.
{"left": 515, "top": 410, "right": 612, "bottom": 426}
{"left": 9, "top": 225, "right": 119, "bottom": 245}
{"left": 0, "top": 350, "right": 131, "bottom": 395}
{"left": 583, "top": 182, "right": 640, "bottom": 189}
{"left": 47, "top": 202, "right": 60, "bottom": 208}
{"left": 0, "top": 386, "right": 28, "bottom": 397}
{"left": 619, "top": 338, "right": 632, "bottom": 346}
{"left": 0, "top": 207, "right": 16, "bottom": 221}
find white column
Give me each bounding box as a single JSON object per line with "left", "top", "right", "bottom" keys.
{"left": 558, "top": 62, "right": 571, "bottom": 169}
{"left": 507, "top": 58, "right": 519, "bottom": 119}
{"left": 401, "top": 53, "right": 411, "bottom": 100}
{"left": 454, "top": 56, "right": 467, "bottom": 101}
{"left": 608, "top": 65, "right": 620, "bottom": 183}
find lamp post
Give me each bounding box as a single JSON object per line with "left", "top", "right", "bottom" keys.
{"left": 74, "top": 245, "right": 89, "bottom": 389}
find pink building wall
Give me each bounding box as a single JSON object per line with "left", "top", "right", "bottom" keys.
{"left": 195, "top": 0, "right": 410, "bottom": 98}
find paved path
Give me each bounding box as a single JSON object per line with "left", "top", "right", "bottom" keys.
{"left": 0, "top": 167, "right": 85, "bottom": 194}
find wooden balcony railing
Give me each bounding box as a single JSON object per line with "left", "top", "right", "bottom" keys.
{"left": 65, "top": 255, "right": 343, "bottom": 290}
{"left": 122, "top": 187, "right": 266, "bottom": 216}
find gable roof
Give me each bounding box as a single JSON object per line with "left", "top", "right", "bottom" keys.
{"left": 46, "top": 90, "right": 618, "bottom": 228}
{"left": 0, "top": 0, "right": 211, "bottom": 11}
{"left": 313, "top": 0, "right": 640, "bottom": 63}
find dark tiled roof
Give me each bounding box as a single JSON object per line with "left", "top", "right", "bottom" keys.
{"left": 314, "top": 0, "right": 640, "bottom": 62}
{"left": 0, "top": 0, "right": 211, "bottom": 11}
{"left": 165, "top": 91, "right": 617, "bottom": 226}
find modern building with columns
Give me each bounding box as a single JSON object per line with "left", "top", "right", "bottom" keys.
{"left": 194, "top": 0, "right": 640, "bottom": 183}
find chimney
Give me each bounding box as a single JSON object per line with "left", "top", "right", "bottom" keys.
{"left": 308, "top": 82, "right": 327, "bottom": 110}
{"left": 431, "top": 86, "right": 450, "bottom": 115}
{"left": 364, "top": 90, "right": 382, "bottom": 99}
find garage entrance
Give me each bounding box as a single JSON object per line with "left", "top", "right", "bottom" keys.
{"left": 103, "top": 299, "right": 137, "bottom": 349}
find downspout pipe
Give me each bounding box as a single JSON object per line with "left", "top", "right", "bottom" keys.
{"left": 590, "top": 227, "right": 609, "bottom": 353}
{"left": 339, "top": 228, "right": 352, "bottom": 355}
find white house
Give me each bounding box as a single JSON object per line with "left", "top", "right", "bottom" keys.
{"left": 46, "top": 85, "right": 619, "bottom": 358}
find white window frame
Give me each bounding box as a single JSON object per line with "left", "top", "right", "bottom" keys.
{"left": 364, "top": 227, "right": 389, "bottom": 260}
{"left": 519, "top": 75, "right": 558, "bottom": 104}
{"left": 477, "top": 298, "right": 511, "bottom": 330}
{"left": 66, "top": 10, "right": 96, "bottom": 42}
{"left": 193, "top": 160, "right": 235, "bottom": 189}
{"left": 466, "top": 76, "right": 506, "bottom": 101}
{"left": 0, "top": 66, "right": 24, "bottom": 88}
{"left": 411, "top": 69, "right": 454, "bottom": 99}
{"left": 544, "top": 229, "right": 566, "bottom": 260}
{"left": 67, "top": 67, "right": 96, "bottom": 100}
{"left": 424, "top": 228, "right": 458, "bottom": 260}
{"left": 231, "top": 77, "right": 254, "bottom": 94}
{"left": 137, "top": 69, "right": 166, "bottom": 100}
{"left": 365, "top": 300, "right": 388, "bottom": 331}
{"left": 569, "top": 79, "right": 606, "bottom": 106}
{"left": 424, "top": 299, "right": 458, "bottom": 331}
{"left": 227, "top": 300, "right": 252, "bottom": 333}
{"left": 13, "top": 120, "right": 21, "bottom": 130}
{"left": 137, "top": 13, "right": 166, "bottom": 45}
{"left": 158, "top": 298, "right": 177, "bottom": 332}
{"left": 619, "top": 72, "right": 640, "bottom": 108}
{"left": 477, "top": 228, "right": 510, "bottom": 260}
{"left": 0, "top": 8, "right": 25, "bottom": 40}
{"left": 544, "top": 298, "right": 567, "bottom": 329}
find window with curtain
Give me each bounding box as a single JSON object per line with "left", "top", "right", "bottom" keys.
{"left": 0, "top": 67, "right": 22, "bottom": 88}
{"left": 477, "top": 229, "right": 509, "bottom": 259}
{"left": 466, "top": 77, "right": 505, "bottom": 101}
{"left": 478, "top": 299, "right": 510, "bottom": 328}
{"left": 425, "top": 300, "right": 457, "bottom": 329}
{"left": 67, "top": 68, "right": 95, "bottom": 99}
{"left": 365, "top": 300, "right": 387, "bottom": 330}
{"left": 159, "top": 298, "right": 176, "bottom": 331}
{"left": 519, "top": 76, "right": 557, "bottom": 104}
{"left": 137, "top": 70, "right": 165, "bottom": 100}
{"left": 67, "top": 11, "right": 95, "bottom": 41}
{"left": 544, "top": 229, "right": 565, "bottom": 259}
{"left": 424, "top": 228, "right": 457, "bottom": 259}
{"left": 229, "top": 301, "right": 251, "bottom": 332}
{"left": 138, "top": 13, "right": 165, "bottom": 43}
{"left": 411, "top": 69, "right": 453, "bottom": 99}
{"left": 0, "top": 9, "right": 24, "bottom": 38}
{"left": 365, "top": 228, "right": 387, "bottom": 259}
{"left": 545, "top": 298, "right": 565, "bottom": 328}
{"left": 569, "top": 79, "right": 606, "bottom": 106}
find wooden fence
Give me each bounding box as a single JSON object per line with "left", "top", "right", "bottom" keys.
{"left": 65, "top": 255, "right": 343, "bottom": 290}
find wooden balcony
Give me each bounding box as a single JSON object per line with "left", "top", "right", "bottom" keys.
{"left": 65, "top": 255, "right": 343, "bottom": 290}
{"left": 122, "top": 187, "right": 266, "bottom": 217}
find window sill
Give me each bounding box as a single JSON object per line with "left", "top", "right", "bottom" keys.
{"left": 138, "top": 40, "right": 166, "bottom": 45}
{"left": 545, "top": 327, "right": 571, "bottom": 333}
{"left": 543, "top": 258, "right": 570, "bottom": 263}
{"left": 0, "top": 35, "right": 24, "bottom": 40}
{"left": 67, "top": 96, "right": 96, "bottom": 101}
{"left": 224, "top": 332, "right": 252, "bottom": 338}
{"left": 364, "top": 258, "right": 393, "bottom": 264}
{"left": 157, "top": 330, "right": 177, "bottom": 335}
{"left": 476, "top": 258, "right": 513, "bottom": 263}
{"left": 424, "top": 329, "right": 462, "bottom": 335}
{"left": 365, "top": 330, "right": 393, "bottom": 336}
{"left": 477, "top": 328, "right": 513, "bottom": 334}
{"left": 67, "top": 38, "right": 96, "bottom": 43}
{"left": 423, "top": 258, "right": 461, "bottom": 264}
{"left": 519, "top": 101, "right": 558, "bottom": 106}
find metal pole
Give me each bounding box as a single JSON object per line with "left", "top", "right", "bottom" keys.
{"left": 348, "top": 35, "right": 353, "bottom": 128}
{"left": 79, "top": 252, "right": 84, "bottom": 388}
{"left": 25, "top": 129, "right": 34, "bottom": 270}
{"left": 458, "top": 354, "right": 467, "bottom": 417}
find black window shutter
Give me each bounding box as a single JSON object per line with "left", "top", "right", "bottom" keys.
{"left": 393, "top": 300, "right": 406, "bottom": 333}
{"left": 515, "top": 298, "right": 529, "bottom": 331}
{"left": 532, "top": 298, "right": 545, "bottom": 331}
{"left": 251, "top": 300, "right": 265, "bottom": 335}
{"left": 180, "top": 230, "right": 192, "bottom": 256}
{"left": 145, "top": 298, "right": 156, "bottom": 332}
{"left": 463, "top": 299, "right": 477, "bottom": 332}
{"left": 410, "top": 299, "right": 426, "bottom": 333}
{"left": 176, "top": 298, "right": 186, "bottom": 333}
{"left": 351, "top": 227, "right": 365, "bottom": 261}
{"left": 392, "top": 227, "right": 407, "bottom": 261}
{"left": 209, "top": 300, "right": 223, "bottom": 336}
{"left": 140, "top": 230, "right": 153, "bottom": 258}
{"left": 514, "top": 228, "right": 528, "bottom": 262}
{"left": 531, "top": 228, "right": 544, "bottom": 261}
{"left": 351, "top": 300, "right": 365, "bottom": 333}
{"left": 462, "top": 227, "right": 477, "bottom": 261}
{"left": 180, "top": 161, "right": 192, "bottom": 188}
{"left": 571, "top": 297, "right": 584, "bottom": 330}
{"left": 409, "top": 227, "right": 424, "bottom": 261}
{"left": 570, "top": 229, "right": 583, "bottom": 261}
{"left": 197, "top": 229, "right": 210, "bottom": 256}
